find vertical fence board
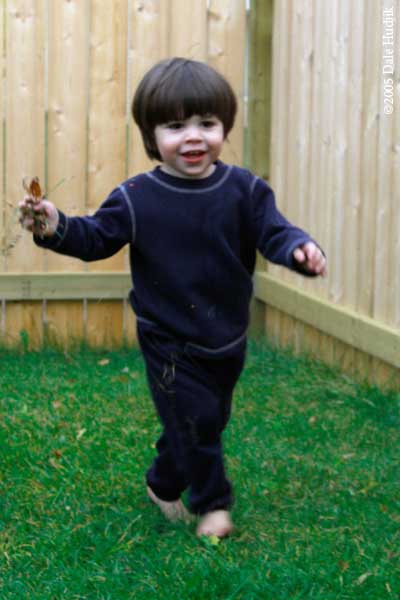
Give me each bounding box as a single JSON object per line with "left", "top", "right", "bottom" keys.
{"left": 45, "top": 0, "right": 89, "bottom": 346}
{"left": 370, "top": 0, "right": 399, "bottom": 379}
{"left": 86, "top": 0, "right": 128, "bottom": 346}
{"left": 47, "top": 0, "right": 89, "bottom": 269}
{"left": 208, "top": 0, "right": 246, "bottom": 166}
{"left": 325, "top": 0, "right": 349, "bottom": 370}
{"left": 320, "top": 0, "right": 338, "bottom": 330}
{"left": 277, "top": 0, "right": 301, "bottom": 350}
{"left": 170, "top": 0, "right": 208, "bottom": 59}
{"left": 343, "top": 0, "right": 363, "bottom": 310}
{"left": 355, "top": 0, "right": 380, "bottom": 376}
{"left": 313, "top": 0, "right": 335, "bottom": 364}
{"left": 247, "top": 0, "right": 273, "bottom": 332}
{"left": 128, "top": 0, "right": 168, "bottom": 177}
{"left": 266, "top": 0, "right": 288, "bottom": 340}
{"left": 4, "top": 1, "right": 45, "bottom": 273}
{"left": 247, "top": 0, "right": 273, "bottom": 180}
{"left": 394, "top": 2, "right": 400, "bottom": 331}
{"left": 330, "top": 0, "right": 349, "bottom": 310}
{"left": 379, "top": 0, "right": 398, "bottom": 383}
{"left": 374, "top": 11, "right": 393, "bottom": 324}
{"left": 335, "top": 0, "right": 363, "bottom": 372}
{"left": 0, "top": 2, "right": 5, "bottom": 338}
{"left": 4, "top": 0, "right": 46, "bottom": 348}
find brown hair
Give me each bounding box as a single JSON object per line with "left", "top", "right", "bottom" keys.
{"left": 132, "top": 57, "right": 237, "bottom": 161}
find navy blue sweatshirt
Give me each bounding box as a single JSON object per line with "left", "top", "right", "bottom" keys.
{"left": 35, "top": 161, "right": 317, "bottom": 350}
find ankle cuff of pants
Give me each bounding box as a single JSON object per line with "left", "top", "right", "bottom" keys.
{"left": 146, "top": 479, "right": 183, "bottom": 503}
{"left": 190, "top": 490, "right": 233, "bottom": 516}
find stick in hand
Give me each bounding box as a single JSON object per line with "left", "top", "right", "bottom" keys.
{"left": 21, "top": 176, "right": 49, "bottom": 236}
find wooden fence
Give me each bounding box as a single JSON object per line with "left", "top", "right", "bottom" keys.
{"left": 1, "top": 0, "right": 399, "bottom": 388}
{"left": 0, "top": 0, "right": 246, "bottom": 348}
{"left": 250, "top": 0, "right": 400, "bottom": 387}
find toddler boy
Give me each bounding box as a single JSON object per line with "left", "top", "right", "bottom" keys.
{"left": 19, "top": 57, "right": 326, "bottom": 538}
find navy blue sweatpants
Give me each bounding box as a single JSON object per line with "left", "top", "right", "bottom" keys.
{"left": 137, "top": 320, "right": 246, "bottom": 515}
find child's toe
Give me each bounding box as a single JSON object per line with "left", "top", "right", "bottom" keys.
{"left": 196, "top": 510, "right": 233, "bottom": 538}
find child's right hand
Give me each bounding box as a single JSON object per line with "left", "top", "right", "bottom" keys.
{"left": 18, "top": 196, "right": 59, "bottom": 237}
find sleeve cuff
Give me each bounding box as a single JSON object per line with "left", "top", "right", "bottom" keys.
{"left": 33, "top": 210, "right": 69, "bottom": 249}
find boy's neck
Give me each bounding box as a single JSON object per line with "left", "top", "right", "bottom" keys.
{"left": 159, "top": 162, "right": 217, "bottom": 180}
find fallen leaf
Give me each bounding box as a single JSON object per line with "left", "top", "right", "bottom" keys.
{"left": 48, "top": 457, "right": 64, "bottom": 470}
{"left": 308, "top": 416, "right": 317, "bottom": 426}
{"left": 289, "top": 454, "right": 303, "bottom": 461}
{"left": 355, "top": 572, "right": 372, "bottom": 586}
{"left": 209, "top": 535, "right": 220, "bottom": 546}
{"left": 361, "top": 398, "right": 376, "bottom": 407}
{"left": 339, "top": 560, "right": 350, "bottom": 572}
{"left": 98, "top": 358, "right": 110, "bottom": 366}
{"left": 200, "top": 534, "right": 221, "bottom": 547}
{"left": 342, "top": 453, "right": 355, "bottom": 460}
{"left": 76, "top": 428, "right": 87, "bottom": 440}
{"left": 111, "top": 375, "right": 129, "bottom": 383}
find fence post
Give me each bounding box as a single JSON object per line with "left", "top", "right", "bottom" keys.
{"left": 247, "top": 0, "right": 274, "bottom": 337}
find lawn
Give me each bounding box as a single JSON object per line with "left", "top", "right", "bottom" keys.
{"left": 0, "top": 339, "right": 399, "bottom": 599}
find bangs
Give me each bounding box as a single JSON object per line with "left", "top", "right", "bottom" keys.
{"left": 146, "top": 65, "right": 232, "bottom": 127}
{"left": 132, "top": 58, "right": 237, "bottom": 160}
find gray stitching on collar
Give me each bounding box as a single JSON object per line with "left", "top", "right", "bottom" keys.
{"left": 145, "top": 165, "right": 233, "bottom": 194}
{"left": 119, "top": 184, "right": 137, "bottom": 243}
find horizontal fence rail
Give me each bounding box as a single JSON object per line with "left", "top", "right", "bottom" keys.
{"left": 254, "top": 272, "right": 400, "bottom": 371}
{"left": 0, "top": 272, "right": 131, "bottom": 301}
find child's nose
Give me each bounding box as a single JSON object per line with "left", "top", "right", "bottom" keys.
{"left": 184, "top": 125, "right": 202, "bottom": 140}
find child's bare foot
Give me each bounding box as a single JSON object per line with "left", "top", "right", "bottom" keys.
{"left": 146, "top": 486, "right": 192, "bottom": 523}
{"left": 196, "top": 510, "right": 233, "bottom": 538}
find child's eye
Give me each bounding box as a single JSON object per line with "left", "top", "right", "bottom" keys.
{"left": 166, "top": 122, "right": 184, "bottom": 130}
{"left": 201, "top": 119, "right": 217, "bottom": 128}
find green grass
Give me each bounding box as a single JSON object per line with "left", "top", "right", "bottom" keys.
{"left": 0, "top": 339, "right": 399, "bottom": 599}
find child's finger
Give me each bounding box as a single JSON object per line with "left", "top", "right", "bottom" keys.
{"left": 33, "top": 200, "right": 52, "bottom": 218}
{"left": 304, "top": 244, "right": 325, "bottom": 272}
{"left": 312, "top": 254, "right": 327, "bottom": 277}
{"left": 303, "top": 242, "right": 317, "bottom": 263}
{"left": 20, "top": 216, "right": 35, "bottom": 231}
{"left": 293, "top": 247, "right": 306, "bottom": 263}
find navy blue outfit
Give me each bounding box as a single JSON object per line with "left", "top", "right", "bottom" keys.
{"left": 35, "top": 160, "right": 318, "bottom": 514}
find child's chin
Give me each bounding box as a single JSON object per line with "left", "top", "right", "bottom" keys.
{"left": 179, "top": 163, "right": 215, "bottom": 179}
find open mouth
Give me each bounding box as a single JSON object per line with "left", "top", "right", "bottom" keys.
{"left": 181, "top": 150, "right": 207, "bottom": 163}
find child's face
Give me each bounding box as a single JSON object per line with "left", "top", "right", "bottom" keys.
{"left": 154, "top": 115, "right": 224, "bottom": 179}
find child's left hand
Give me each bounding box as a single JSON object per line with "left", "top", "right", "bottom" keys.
{"left": 293, "top": 242, "right": 327, "bottom": 277}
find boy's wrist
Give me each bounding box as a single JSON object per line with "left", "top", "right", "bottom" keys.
{"left": 34, "top": 210, "right": 68, "bottom": 248}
